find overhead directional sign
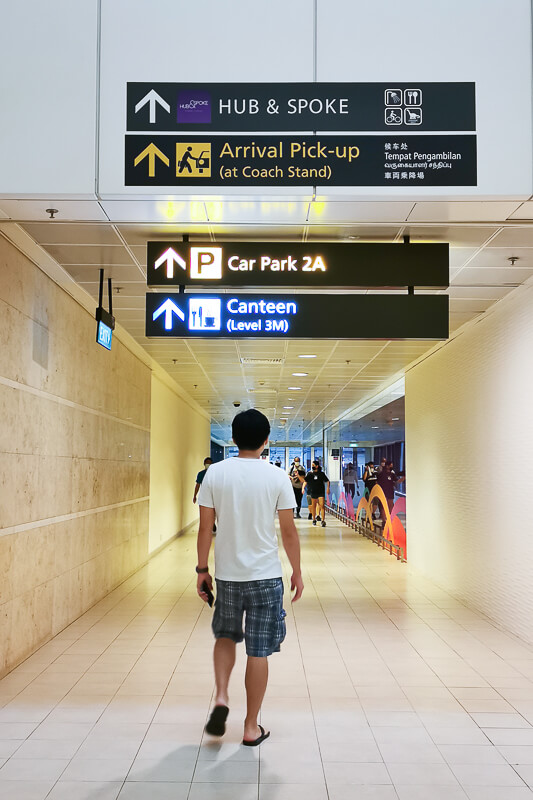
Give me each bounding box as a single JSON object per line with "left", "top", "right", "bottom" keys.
{"left": 146, "top": 242, "right": 449, "bottom": 289}
{"left": 152, "top": 297, "right": 185, "bottom": 329}
{"left": 146, "top": 293, "right": 449, "bottom": 340}
{"left": 134, "top": 89, "right": 171, "bottom": 124}
{"left": 153, "top": 246, "right": 187, "bottom": 279}
{"left": 126, "top": 134, "right": 477, "bottom": 187}
{"left": 127, "top": 82, "right": 476, "bottom": 132}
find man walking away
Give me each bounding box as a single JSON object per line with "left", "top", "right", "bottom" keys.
{"left": 343, "top": 462, "right": 358, "bottom": 500}
{"left": 196, "top": 409, "right": 304, "bottom": 746}
{"left": 303, "top": 460, "right": 330, "bottom": 528}
{"left": 289, "top": 458, "right": 306, "bottom": 518}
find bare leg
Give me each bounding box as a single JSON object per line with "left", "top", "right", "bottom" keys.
{"left": 318, "top": 497, "right": 325, "bottom": 521}
{"left": 311, "top": 498, "right": 318, "bottom": 519}
{"left": 243, "top": 655, "right": 269, "bottom": 741}
{"left": 213, "top": 637, "right": 236, "bottom": 706}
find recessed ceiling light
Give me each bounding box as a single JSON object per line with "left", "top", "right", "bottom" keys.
{"left": 298, "top": 354, "right": 317, "bottom": 358}
{"left": 288, "top": 386, "right": 302, "bottom": 390}
{"left": 292, "top": 372, "right": 308, "bottom": 377}
{"left": 283, "top": 406, "right": 294, "bottom": 409}
{"left": 371, "top": 426, "right": 379, "bottom": 429}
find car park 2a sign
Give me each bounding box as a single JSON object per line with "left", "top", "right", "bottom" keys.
{"left": 146, "top": 242, "right": 449, "bottom": 289}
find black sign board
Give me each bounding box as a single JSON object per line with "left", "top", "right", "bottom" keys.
{"left": 146, "top": 242, "right": 449, "bottom": 289}
{"left": 145, "top": 293, "right": 449, "bottom": 340}
{"left": 125, "top": 134, "right": 476, "bottom": 187}
{"left": 127, "top": 82, "right": 475, "bottom": 132}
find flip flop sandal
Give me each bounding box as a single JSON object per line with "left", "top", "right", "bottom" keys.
{"left": 242, "top": 724, "right": 270, "bottom": 747}
{"left": 205, "top": 705, "right": 229, "bottom": 736}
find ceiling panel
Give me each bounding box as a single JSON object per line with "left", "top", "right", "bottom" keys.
{"left": 508, "top": 202, "right": 533, "bottom": 220}
{"left": 451, "top": 267, "right": 533, "bottom": 285}
{"left": 101, "top": 200, "right": 210, "bottom": 223}
{"left": 405, "top": 226, "right": 499, "bottom": 246}
{"left": 306, "top": 225, "right": 401, "bottom": 240}
{"left": 466, "top": 247, "right": 533, "bottom": 268}
{"left": 205, "top": 201, "right": 309, "bottom": 224}
{"left": 489, "top": 228, "right": 533, "bottom": 247}
{"left": 0, "top": 200, "right": 108, "bottom": 221}
{"left": 21, "top": 223, "right": 122, "bottom": 245}
{"left": 308, "top": 201, "right": 414, "bottom": 223}
{"left": 42, "top": 244, "right": 135, "bottom": 266}
{"left": 211, "top": 225, "right": 306, "bottom": 240}
{"left": 407, "top": 202, "right": 522, "bottom": 223}
{"left": 65, "top": 265, "right": 145, "bottom": 282}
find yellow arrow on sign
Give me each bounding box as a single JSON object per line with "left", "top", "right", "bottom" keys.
{"left": 134, "top": 143, "right": 169, "bottom": 177}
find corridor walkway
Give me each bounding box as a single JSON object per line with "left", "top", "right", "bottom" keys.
{"left": 2, "top": 516, "right": 533, "bottom": 799}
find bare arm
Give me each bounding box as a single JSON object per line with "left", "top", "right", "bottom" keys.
{"left": 196, "top": 505, "right": 216, "bottom": 600}
{"left": 192, "top": 482, "right": 201, "bottom": 503}
{"left": 278, "top": 508, "right": 304, "bottom": 602}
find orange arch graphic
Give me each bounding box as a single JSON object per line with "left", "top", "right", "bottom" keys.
{"left": 356, "top": 486, "right": 407, "bottom": 555}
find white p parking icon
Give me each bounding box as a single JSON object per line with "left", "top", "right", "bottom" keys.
{"left": 190, "top": 247, "right": 223, "bottom": 279}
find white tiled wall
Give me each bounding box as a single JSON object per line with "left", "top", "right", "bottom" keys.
{"left": 0, "top": 234, "right": 151, "bottom": 677}
{"left": 406, "top": 280, "right": 533, "bottom": 642}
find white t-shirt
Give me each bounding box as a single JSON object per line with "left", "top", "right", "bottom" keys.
{"left": 198, "top": 457, "right": 296, "bottom": 581}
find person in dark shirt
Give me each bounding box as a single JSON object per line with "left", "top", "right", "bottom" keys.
{"left": 302, "top": 461, "right": 330, "bottom": 528}
{"left": 193, "top": 457, "right": 213, "bottom": 504}
{"left": 289, "top": 460, "right": 306, "bottom": 518}
{"left": 377, "top": 460, "right": 396, "bottom": 524}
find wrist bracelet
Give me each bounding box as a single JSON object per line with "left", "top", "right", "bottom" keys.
{"left": 195, "top": 566, "right": 209, "bottom": 574}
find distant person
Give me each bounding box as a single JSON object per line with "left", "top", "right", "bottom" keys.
{"left": 377, "top": 457, "right": 387, "bottom": 475}
{"left": 193, "top": 457, "right": 213, "bottom": 505}
{"left": 303, "top": 460, "right": 330, "bottom": 528}
{"left": 275, "top": 460, "right": 281, "bottom": 468}
{"left": 196, "top": 409, "right": 303, "bottom": 746}
{"left": 289, "top": 460, "right": 306, "bottom": 518}
{"left": 363, "top": 461, "right": 378, "bottom": 499}
{"left": 343, "top": 462, "right": 358, "bottom": 500}
{"left": 377, "top": 460, "right": 396, "bottom": 522}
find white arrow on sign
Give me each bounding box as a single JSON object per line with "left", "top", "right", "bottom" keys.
{"left": 135, "top": 89, "right": 171, "bottom": 124}
{"left": 152, "top": 298, "right": 185, "bottom": 330}
{"left": 154, "top": 247, "right": 187, "bottom": 279}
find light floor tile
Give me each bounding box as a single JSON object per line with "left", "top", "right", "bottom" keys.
{"left": 464, "top": 788, "right": 533, "bottom": 800}
{"left": 127, "top": 757, "right": 196, "bottom": 783}
{"left": 47, "top": 781, "right": 123, "bottom": 799}
{"left": 259, "top": 785, "right": 329, "bottom": 800}
{"left": 117, "top": 783, "right": 190, "bottom": 800}
{"left": 324, "top": 787, "right": 398, "bottom": 800}
{"left": 0, "top": 781, "right": 56, "bottom": 800}
{"left": 61, "top": 758, "right": 134, "bottom": 782}
{"left": 451, "top": 763, "right": 526, "bottom": 786}
{"left": 388, "top": 762, "right": 459, "bottom": 785}
{"left": 0, "top": 758, "right": 69, "bottom": 781}
{"left": 189, "top": 784, "right": 258, "bottom": 800}
{"left": 192, "top": 760, "right": 259, "bottom": 783}
{"left": 323, "top": 761, "right": 391, "bottom": 784}
{"left": 396, "top": 787, "right": 468, "bottom": 800}
{"left": 439, "top": 744, "right": 506, "bottom": 764}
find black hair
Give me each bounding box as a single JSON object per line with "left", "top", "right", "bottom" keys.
{"left": 232, "top": 408, "right": 270, "bottom": 451}
{"left": 204, "top": 457, "right": 213, "bottom": 465}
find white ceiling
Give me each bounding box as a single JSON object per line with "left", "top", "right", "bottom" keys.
{"left": 3, "top": 196, "right": 533, "bottom": 443}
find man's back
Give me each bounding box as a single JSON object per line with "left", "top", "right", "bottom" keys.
{"left": 199, "top": 457, "right": 295, "bottom": 581}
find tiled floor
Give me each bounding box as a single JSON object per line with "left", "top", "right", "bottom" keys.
{"left": 2, "top": 516, "right": 533, "bottom": 799}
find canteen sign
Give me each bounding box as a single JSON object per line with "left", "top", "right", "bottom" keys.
{"left": 127, "top": 82, "right": 476, "bottom": 132}
{"left": 146, "top": 241, "right": 449, "bottom": 289}
{"left": 145, "top": 293, "right": 449, "bottom": 340}
{"left": 126, "top": 134, "right": 477, "bottom": 187}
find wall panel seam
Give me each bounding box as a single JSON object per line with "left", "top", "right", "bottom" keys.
{"left": 0, "top": 496, "right": 149, "bottom": 538}
{"left": 0, "top": 374, "right": 150, "bottom": 432}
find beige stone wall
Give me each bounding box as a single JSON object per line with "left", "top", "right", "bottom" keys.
{"left": 0, "top": 235, "right": 151, "bottom": 677}
{"left": 405, "top": 282, "right": 533, "bottom": 643}
{"left": 149, "top": 373, "right": 210, "bottom": 552}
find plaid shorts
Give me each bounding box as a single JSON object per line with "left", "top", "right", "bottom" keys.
{"left": 213, "top": 577, "right": 286, "bottom": 657}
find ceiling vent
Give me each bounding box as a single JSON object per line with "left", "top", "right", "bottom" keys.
{"left": 247, "top": 388, "right": 277, "bottom": 394}
{"left": 240, "top": 358, "right": 284, "bottom": 365}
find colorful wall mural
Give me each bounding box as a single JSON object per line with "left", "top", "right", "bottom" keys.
{"left": 327, "top": 481, "right": 407, "bottom": 559}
